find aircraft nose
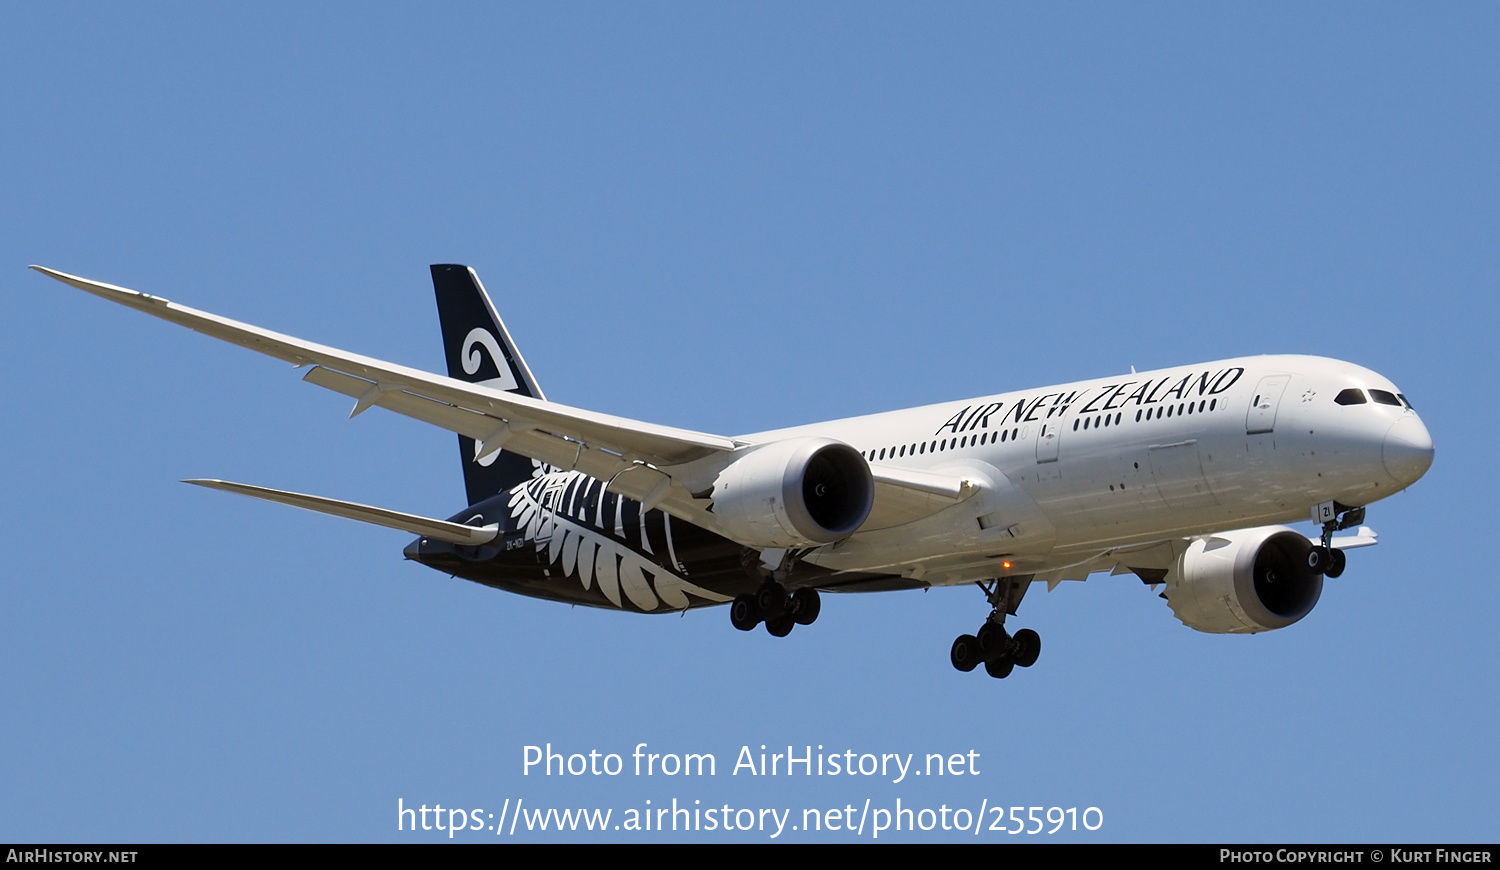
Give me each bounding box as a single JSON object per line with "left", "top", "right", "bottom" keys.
{"left": 403, "top": 538, "right": 425, "bottom": 560}
{"left": 1383, "top": 415, "right": 1434, "bottom": 487}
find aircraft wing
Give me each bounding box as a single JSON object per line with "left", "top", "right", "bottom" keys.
{"left": 32, "top": 266, "right": 740, "bottom": 519}
{"left": 34, "top": 267, "right": 966, "bottom": 534}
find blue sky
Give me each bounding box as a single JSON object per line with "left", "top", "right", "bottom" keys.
{"left": 2, "top": 3, "right": 1495, "bottom": 842}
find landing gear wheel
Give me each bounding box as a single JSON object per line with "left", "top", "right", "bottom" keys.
{"left": 1306, "top": 547, "right": 1326, "bottom": 573}
{"left": 950, "top": 634, "right": 981, "bottom": 672}
{"left": 984, "top": 656, "right": 1015, "bottom": 679}
{"left": 789, "top": 588, "right": 821, "bottom": 626}
{"left": 756, "top": 582, "right": 788, "bottom": 620}
{"left": 765, "top": 615, "right": 795, "bottom": 638}
{"left": 1013, "top": 628, "right": 1041, "bottom": 668}
{"left": 729, "top": 594, "right": 760, "bottom": 632}
{"left": 957, "top": 578, "right": 1043, "bottom": 679}
{"left": 976, "top": 621, "right": 1009, "bottom": 662}
{"left": 1325, "top": 548, "right": 1346, "bottom": 579}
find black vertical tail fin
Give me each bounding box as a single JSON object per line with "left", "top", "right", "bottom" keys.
{"left": 431, "top": 264, "right": 545, "bottom": 506}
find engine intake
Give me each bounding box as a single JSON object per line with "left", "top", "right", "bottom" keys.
{"left": 711, "top": 437, "right": 874, "bottom": 548}
{"left": 1166, "top": 525, "right": 1323, "bottom": 634}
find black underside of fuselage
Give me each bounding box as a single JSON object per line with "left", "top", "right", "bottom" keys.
{"left": 402, "top": 472, "right": 902, "bottom": 613}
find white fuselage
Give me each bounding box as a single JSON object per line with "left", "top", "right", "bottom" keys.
{"left": 744, "top": 355, "right": 1431, "bottom": 586}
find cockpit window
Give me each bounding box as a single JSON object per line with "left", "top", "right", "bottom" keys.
{"left": 1398, "top": 393, "right": 1414, "bottom": 410}
{"left": 1334, "top": 389, "right": 1367, "bottom": 405}
{"left": 1370, "top": 389, "right": 1402, "bottom": 406}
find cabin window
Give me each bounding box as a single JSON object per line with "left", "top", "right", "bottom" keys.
{"left": 1335, "top": 389, "right": 1368, "bottom": 405}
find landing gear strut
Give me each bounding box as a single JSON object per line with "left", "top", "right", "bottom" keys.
{"left": 951, "top": 576, "right": 1041, "bottom": 679}
{"left": 1313, "top": 503, "right": 1363, "bottom": 579}
{"left": 730, "top": 581, "right": 821, "bottom": 637}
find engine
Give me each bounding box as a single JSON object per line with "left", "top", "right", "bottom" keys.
{"left": 1165, "top": 525, "right": 1323, "bottom": 634}
{"left": 710, "top": 437, "right": 874, "bottom": 549}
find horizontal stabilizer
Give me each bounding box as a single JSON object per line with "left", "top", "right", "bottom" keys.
{"left": 183, "top": 479, "right": 499, "bottom": 545}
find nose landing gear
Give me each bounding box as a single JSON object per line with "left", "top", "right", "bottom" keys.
{"left": 952, "top": 576, "right": 1041, "bottom": 679}
{"left": 1312, "top": 503, "right": 1364, "bottom": 579}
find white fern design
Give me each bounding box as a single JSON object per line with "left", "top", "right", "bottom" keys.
{"left": 506, "top": 465, "right": 730, "bottom": 611}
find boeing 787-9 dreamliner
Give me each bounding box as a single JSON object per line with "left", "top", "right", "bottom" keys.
{"left": 32, "top": 264, "right": 1434, "bottom": 680}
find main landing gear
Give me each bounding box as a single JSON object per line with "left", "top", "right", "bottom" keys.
{"left": 1309, "top": 504, "right": 1364, "bottom": 579}
{"left": 951, "top": 577, "right": 1041, "bottom": 679}
{"left": 730, "top": 581, "right": 821, "bottom": 637}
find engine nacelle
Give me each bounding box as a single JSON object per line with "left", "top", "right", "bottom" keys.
{"left": 710, "top": 437, "right": 874, "bottom": 549}
{"left": 1166, "top": 525, "right": 1323, "bottom": 634}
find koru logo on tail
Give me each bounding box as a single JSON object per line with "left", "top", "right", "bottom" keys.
{"left": 462, "top": 327, "right": 520, "bottom": 392}
{"left": 463, "top": 327, "right": 521, "bottom": 467}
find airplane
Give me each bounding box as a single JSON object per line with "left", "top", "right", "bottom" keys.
{"left": 30, "top": 264, "right": 1434, "bottom": 680}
